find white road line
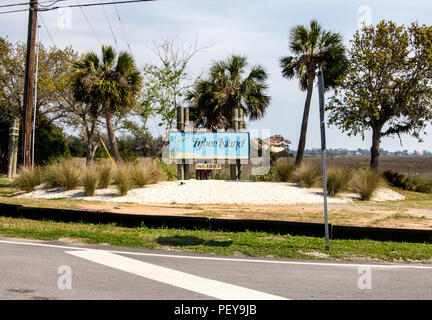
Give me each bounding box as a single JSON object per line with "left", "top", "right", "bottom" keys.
{"left": 66, "top": 250, "right": 288, "bottom": 300}
{"left": 1, "top": 239, "right": 432, "bottom": 269}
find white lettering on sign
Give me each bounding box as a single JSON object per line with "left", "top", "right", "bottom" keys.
{"left": 195, "top": 164, "right": 222, "bottom": 170}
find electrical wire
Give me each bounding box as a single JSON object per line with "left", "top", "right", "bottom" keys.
{"left": 75, "top": 0, "right": 102, "bottom": 47}
{"left": 38, "top": 11, "right": 56, "bottom": 46}
{"left": 0, "top": 0, "right": 153, "bottom": 15}
{"left": 102, "top": 4, "right": 119, "bottom": 50}
{"left": 113, "top": 3, "right": 134, "bottom": 57}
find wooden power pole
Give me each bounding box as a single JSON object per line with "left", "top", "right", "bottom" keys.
{"left": 22, "top": 0, "right": 38, "bottom": 168}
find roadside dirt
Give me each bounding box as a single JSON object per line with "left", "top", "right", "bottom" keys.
{"left": 72, "top": 201, "right": 432, "bottom": 230}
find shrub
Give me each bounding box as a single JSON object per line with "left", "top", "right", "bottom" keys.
{"left": 275, "top": 159, "right": 295, "bottom": 182}
{"left": 350, "top": 167, "right": 383, "bottom": 201}
{"left": 326, "top": 167, "right": 351, "bottom": 196}
{"left": 13, "top": 166, "right": 42, "bottom": 192}
{"left": 293, "top": 163, "right": 321, "bottom": 188}
{"left": 155, "top": 158, "right": 177, "bottom": 181}
{"left": 97, "top": 164, "right": 113, "bottom": 189}
{"left": 114, "top": 164, "right": 132, "bottom": 196}
{"left": 384, "top": 170, "right": 432, "bottom": 193}
{"left": 43, "top": 159, "right": 81, "bottom": 190}
{"left": 81, "top": 166, "right": 99, "bottom": 196}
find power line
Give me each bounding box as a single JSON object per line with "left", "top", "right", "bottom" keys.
{"left": 75, "top": 0, "right": 102, "bottom": 47}
{"left": 0, "top": 0, "right": 153, "bottom": 15}
{"left": 41, "top": 0, "right": 154, "bottom": 12}
{"left": 37, "top": 11, "right": 56, "bottom": 46}
{"left": 0, "top": 0, "right": 69, "bottom": 9}
{"left": 102, "top": 4, "right": 119, "bottom": 50}
{"left": 114, "top": 3, "right": 133, "bottom": 57}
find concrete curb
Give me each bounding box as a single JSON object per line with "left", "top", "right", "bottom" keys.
{"left": 0, "top": 203, "right": 431, "bottom": 243}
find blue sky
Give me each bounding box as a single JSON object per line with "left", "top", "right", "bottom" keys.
{"left": 2, "top": 0, "right": 432, "bottom": 152}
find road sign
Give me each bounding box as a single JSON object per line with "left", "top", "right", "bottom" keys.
{"left": 169, "top": 132, "right": 250, "bottom": 160}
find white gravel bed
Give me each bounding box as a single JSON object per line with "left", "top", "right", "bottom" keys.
{"left": 19, "top": 180, "right": 405, "bottom": 205}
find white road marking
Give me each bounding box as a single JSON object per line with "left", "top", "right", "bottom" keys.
{"left": 66, "top": 250, "right": 288, "bottom": 300}
{"left": 1, "top": 239, "right": 432, "bottom": 269}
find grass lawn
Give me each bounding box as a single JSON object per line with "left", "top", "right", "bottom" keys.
{"left": 0, "top": 216, "right": 431, "bottom": 263}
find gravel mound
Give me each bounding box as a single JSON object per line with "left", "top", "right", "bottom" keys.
{"left": 21, "top": 180, "right": 405, "bottom": 205}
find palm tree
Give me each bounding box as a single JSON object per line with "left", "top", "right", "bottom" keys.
{"left": 72, "top": 46, "right": 142, "bottom": 163}
{"left": 280, "top": 20, "right": 347, "bottom": 166}
{"left": 187, "top": 55, "right": 270, "bottom": 131}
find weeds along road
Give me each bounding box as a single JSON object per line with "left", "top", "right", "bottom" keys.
{"left": 0, "top": 238, "right": 432, "bottom": 300}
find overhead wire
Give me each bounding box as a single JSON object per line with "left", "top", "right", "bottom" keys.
{"left": 38, "top": 11, "right": 56, "bottom": 47}
{"left": 113, "top": 3, "right": 134, "bottom": 58}
{"left": 74, "top": 0, "right": 102, "bottom": 47}
{"left": 0, "top": 0, "right": 153, "bottom": 15}
{"left": 102, "top": 4, "right": 119, "bottom": 50}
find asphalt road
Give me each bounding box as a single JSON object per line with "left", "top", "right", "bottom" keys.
{"left": 1, "top": 237, "right": 431, "bottom": 300}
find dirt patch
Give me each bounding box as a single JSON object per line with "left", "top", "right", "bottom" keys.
{"left": 76, "top": 202, "right": 204, "bottom": 216}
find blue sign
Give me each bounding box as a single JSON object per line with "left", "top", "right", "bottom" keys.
{"left": 169, "top": 132, "right": 250, "bottom": 160}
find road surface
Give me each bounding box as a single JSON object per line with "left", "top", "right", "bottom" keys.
{"left": 0, "top": 237, "right": 431, "bottom": 300}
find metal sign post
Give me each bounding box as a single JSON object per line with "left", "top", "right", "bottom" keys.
{"left": 317, "top": 67, "right": 330, "bottom": 251}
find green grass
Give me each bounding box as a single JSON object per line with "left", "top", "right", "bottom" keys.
{"left": 0, "top": 216, "right": 431, "bottom": 262}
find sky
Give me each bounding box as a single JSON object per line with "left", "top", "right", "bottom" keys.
{"left": 1, "top": 0, "right": 432, "bottom": 152}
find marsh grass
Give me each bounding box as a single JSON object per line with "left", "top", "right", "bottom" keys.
{"left": 13, "top": 166, "right": 42, "bottom": 192}
{"left": 351, "top": 168, "right": 384, "bottom": 200}
{"left": 293, "top": 163, "right": 321, "bottom": 188}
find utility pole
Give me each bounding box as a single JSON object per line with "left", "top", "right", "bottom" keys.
{"left": 32, "top": 24, "right": 41, "bottom": 168}
{"left": 22, "top": 0, "right": 38, "bottom": 168}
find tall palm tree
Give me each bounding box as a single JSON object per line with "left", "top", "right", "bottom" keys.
{"left": 187, "top": 55, "right": 270, "bottom": 131}
{"left": 72, "top": 46, "right": 142, "bottom": 163}
{"left": 280, "top": 20, "right": 347, "bottom": 166}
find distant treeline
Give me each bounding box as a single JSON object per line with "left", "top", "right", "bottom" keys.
{"left": 290, "top": 148, "right": 432, "bottom": 157}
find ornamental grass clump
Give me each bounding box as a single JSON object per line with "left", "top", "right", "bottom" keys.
{"left": 114, "top": 164, "right": 132, "bottom": 196}
{"left": 43, "top": 159, "right": 81, "bottom": 190}
{"left": 275, "top": 159, "right": 295, "bottom": 182}
{"left": 326, "top": 167, "right": 351, "bottom": 196}
{"left": 13, "top": 166, "right": 42, "bottom": 192}
{"left": 97, "top": 164, "right": 113, "bottom": 189}
{"left": 350, "top": 167, "right": 384, "bottom": 201}
{"left": 293, "top": 163, "right": 321, "bottom": 188}
{"left": 81, "top": 166, "right": 99, "bottom": 196}
{"left": 130, "top": 161, "right": 164, "bottom": 188}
